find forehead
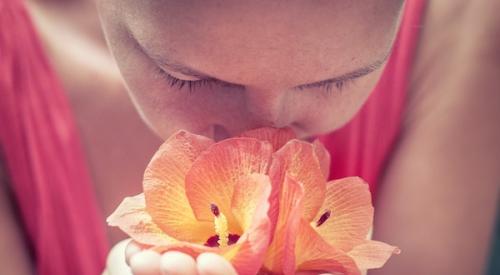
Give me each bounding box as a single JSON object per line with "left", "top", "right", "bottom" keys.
{"left": 112, "top": 0, "right": 403, "bottom": 87}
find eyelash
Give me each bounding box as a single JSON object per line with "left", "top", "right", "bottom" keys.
{"left": 296, "top": 79, "right": 351, "bottom": 95}
{"left": 158, "top": 68, "right": 352, "bottom": 94}
{"left": 158, "top": 69, "right": 217, "bottom": 92}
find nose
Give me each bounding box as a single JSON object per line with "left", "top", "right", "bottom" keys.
{"left": 243, "top": 87, "right": 293, "bottom": 129}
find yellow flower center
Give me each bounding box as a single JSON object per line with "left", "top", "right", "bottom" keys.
{"left": 209, "top": 203, "right": 233, "bottom": 247}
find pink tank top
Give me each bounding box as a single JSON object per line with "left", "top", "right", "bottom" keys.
{"left": 0, "top": 1, "right": 425, "bottom": 274}
{"left": 319, "top": 0, "right": 426, "bottom": 196}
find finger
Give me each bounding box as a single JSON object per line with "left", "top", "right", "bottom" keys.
{"left": 106, "top": 239, "right": 133, "bottom": 275}
{"left": 295, "top": 271, "right": 332, "bottom": 275}
{"left": 296, "top": 272, "right": 333, "bottom": 275}
{"left": 160, "top": 251, "right": 198, "bottom": 275}
{"left": 130, "top": 250, "right": 161, "bottom": 275}
{"left": 196, "top": 253, "right": 237, "bottom": 275}
{"left": 126, "top": 240, "right": 148, "bottom": 266}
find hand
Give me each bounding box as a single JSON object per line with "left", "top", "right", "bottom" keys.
{"left": 103, "top": 239, "right": 238, "bottom": 275}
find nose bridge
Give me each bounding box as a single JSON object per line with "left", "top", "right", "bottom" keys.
{"left": 244, "top": 87, "right": 291, "bottom": 128}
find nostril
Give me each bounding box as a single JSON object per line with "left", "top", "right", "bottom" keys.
{"left": 213, "top": 124, "right": 231, "bottom": 141}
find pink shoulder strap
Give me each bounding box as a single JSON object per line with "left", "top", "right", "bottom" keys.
{"left": 0, "top": 1, "right": 109, "bottom": 274}
{"left": 319, "top": 0, "right": 427, "bottom": 197}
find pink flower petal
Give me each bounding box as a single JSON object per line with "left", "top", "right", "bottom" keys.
{"left": 264, "top": 175, "right": 304, "bottom": 275}
{"left": 296, "top": 219, "right": 361, "bottom": 275}
{"left": 231, "top": 173, "right": 272, "bottom": 230}
{"left": 313, "top": 139, "right": 331, "bottom": 180}
{"left": 228, "top": 174, "right": 273, "bottom": 275}
{"left": 107, "top": 194, "right": 178, "bottom": 246}
{"left": 185, "top": 137, "right": 273, "bottom": 225}
{"left": 347, "top": 240, "right": 400, "bottom": 270}
{"left": 153, "top": 174, "right": 273, "bottom": 275}
{"left": 239, "top": 127, "right": 296, "bottom": 152}
{"left": 312, "top": 177, "right": 373, "bottom": 252}
{"left": 269, "top": 140, "right": 326, "bottom": 221}
{"left": 143, "top": 130, "right": 215, "bottom": 242}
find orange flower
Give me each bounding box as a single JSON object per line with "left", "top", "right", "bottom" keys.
{"left": 262, "top": 138, "right": 400, "bottom": 275}
{"left": 107, "top": 130, "right": 278, "bottom": 275}
{"left": 108, "top": 127, "right": 399, "bottom": 275}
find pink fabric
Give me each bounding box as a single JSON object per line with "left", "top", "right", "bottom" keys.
{"left": 0, "top": 0, "right": 424, "bottom": 274}
{"left": 0, "top": 1, "right": 109, "bottom": 275}
{"left": 319, "top": 0, "right": 426, "bottom": 198}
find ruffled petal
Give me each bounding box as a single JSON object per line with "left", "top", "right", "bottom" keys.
{"left": 154, "top": 174, "right": 273, "bottom": 275}
{"left": 347, "top": 240, "right": 400, "bottom": 270}
{"left": 226, "top": 174, "right": 273, "bottom": 275}
{"left": 264, "top": 175, "right": 304, "bottom": 275}
{"left": 313, "top": 177, "right": 373, "bottom": 252}
{"left": 107, "top": 194, "right": 178, "bottom": 246}
{"left": 143, "top": 130, "right": 214, "bottom": 242}
{"left": 296, "top": 219, "right": 360, "bottom": 275}
{"left": 185, "top": 137, "right": 273, "bottom": 225}
{"left": 239, "top": 127, "right": 296, "bottom": 152}
{"left": 313, "top": 139, "right": 331, "bottom": 180}
{"left": 269, "top": 140, "right": 326, "bottom": 221}
{"left": 231, "top": 173, "right": 272, "bottom": 231}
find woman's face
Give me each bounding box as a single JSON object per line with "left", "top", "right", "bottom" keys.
{"left": 97, "top": 0, "right": 403, "bottom": 140}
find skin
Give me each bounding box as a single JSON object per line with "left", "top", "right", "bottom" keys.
{"left": 96, "top": 0, "right": 403, "bottom": 141}
{"left": 1, "top": 0, "right": 499, "bottom": 274}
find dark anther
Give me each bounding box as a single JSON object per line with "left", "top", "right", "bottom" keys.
{"left": 205, "top": 235, "right": 219, "bottom": 247}
{"left": 210, "top": 203, "right": 220, "bottom": 217}
{"left": 316, "top": 210, "right": 331, "bottom": 227}
{"left": 228, "top": 234, "right": 240, "bottom": 245}
{"left": 204, "top": 234, "right": 241, "bottom": 247}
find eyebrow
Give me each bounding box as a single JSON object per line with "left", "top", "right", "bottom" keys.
{"left": 140, "top": 40, "right": 389, "bottom": 89}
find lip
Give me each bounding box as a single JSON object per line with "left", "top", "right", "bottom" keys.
{"left": 292, "top": 127, "right": 317, "bottom": 142}
{"left": 212, "top": 124, "right": 231, "bottom": 142}
{"left": 302, "top": 135, "right": 317, "bottom": 142}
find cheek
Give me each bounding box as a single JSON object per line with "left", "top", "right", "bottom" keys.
{"left": 125, "top": 77, "right": 248, "bottom": 139}
{"left": 101, "top": 26, "right": 243, "bottom": 138}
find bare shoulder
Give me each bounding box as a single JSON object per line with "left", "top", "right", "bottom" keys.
{"left": 405, "top": 0, "right": 500, "bottom": 130}
{"left": 403, "top": 0, "right": 500, "bottom": 154}
{"left": 0, "top": 161, "right": 33, "bottom": 274}
{"left": 371, "top": 1, "right": 500, "bottom": 274}
{"left": 409, "top": 0, "right": 500, "bottom": 88}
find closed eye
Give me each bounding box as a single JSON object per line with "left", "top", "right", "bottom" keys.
{"left": 160, "top": 67, "right": 352, "bottom": 94}
{"left": 137, "top": 36, "right": 388, "bottom": 94}
{"left": 157, "top": 68, "right": 243, "bottom": 92}
{"left": 295, "top": 78, "right": 353, "bottom": 94}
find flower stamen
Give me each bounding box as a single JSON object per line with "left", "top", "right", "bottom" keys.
{"left": 210, "top": 203, "right": 229, "bottom": 247}
{"left": 205, "top": 234, "right": 241, "bottom": 247}
{"left": 316, "top": 209, "right": 331, "bottom": 227}
{"left": 210, "top": 203, "right": 220, "bottom": 217}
